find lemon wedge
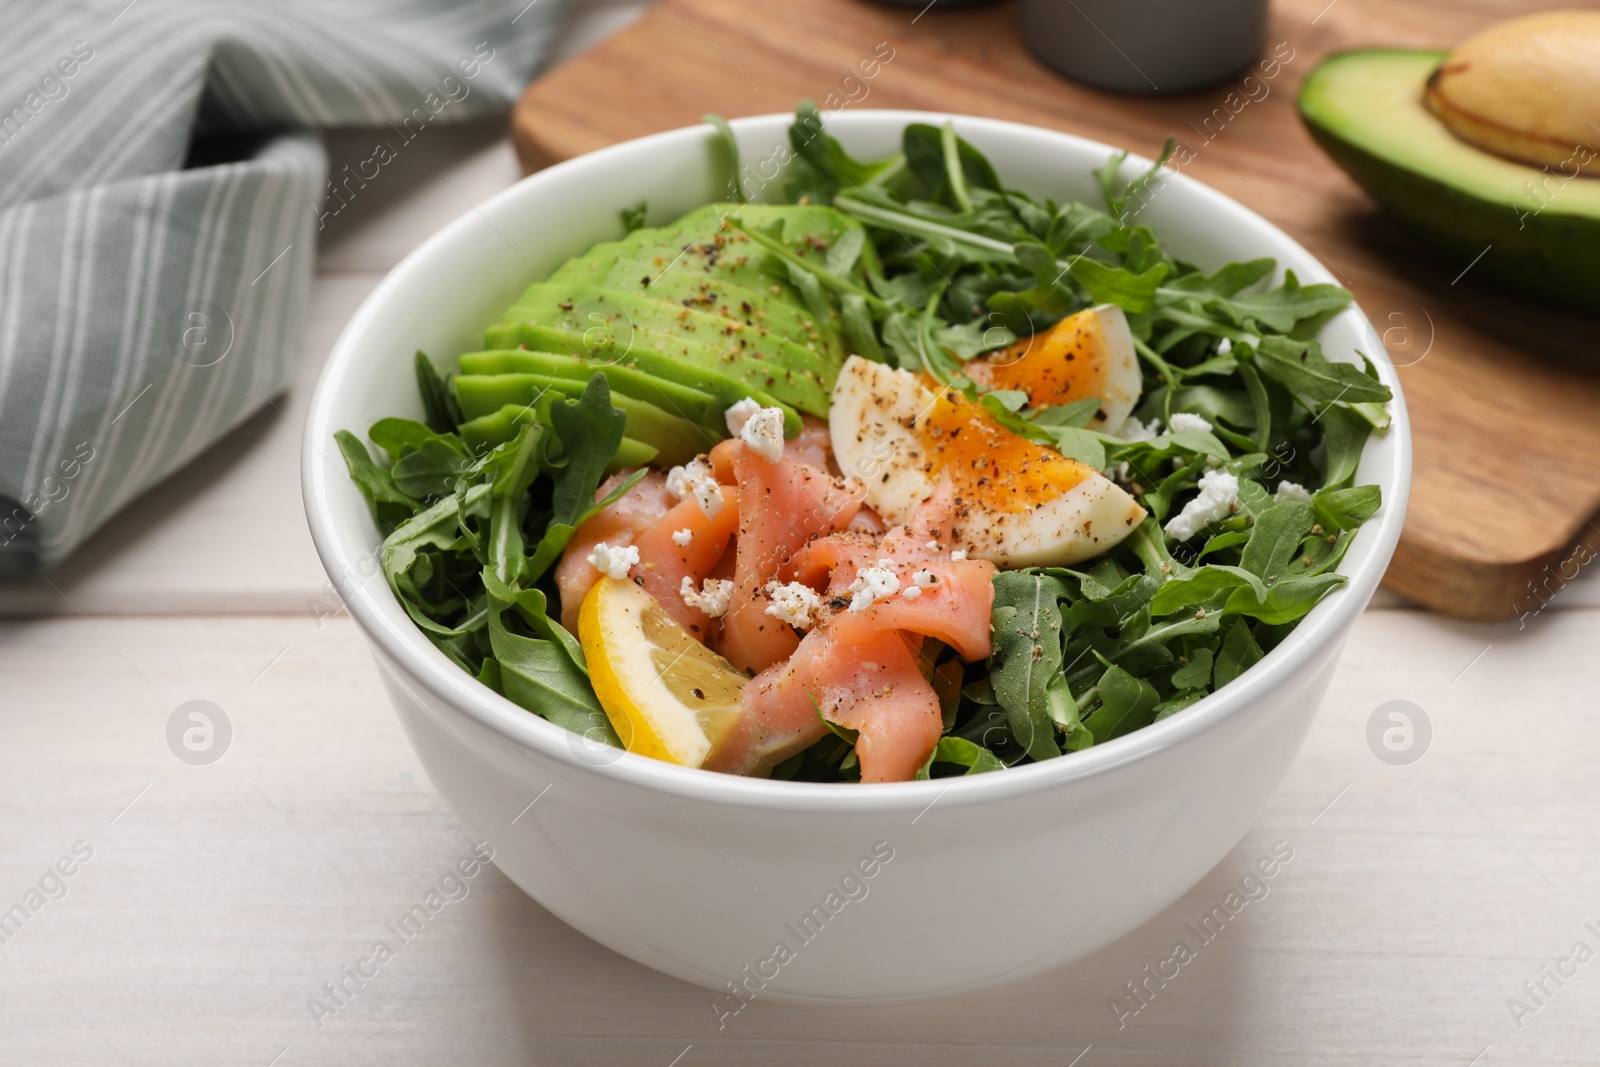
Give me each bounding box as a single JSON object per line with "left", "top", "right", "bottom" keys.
{"left": 578, "top": 576, "right": 746, "bottom": 768}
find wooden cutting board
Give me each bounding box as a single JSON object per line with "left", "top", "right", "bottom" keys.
{"left": 511, "top": 0, "right": 1600, "bottom": 621}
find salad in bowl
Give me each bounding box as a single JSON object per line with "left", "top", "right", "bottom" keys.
{"left": 336, "top": 103, "right": 1390, "bottom": 786}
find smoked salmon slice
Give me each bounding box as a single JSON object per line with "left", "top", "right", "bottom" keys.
{"left": 708, "top": 482, "right": 996, "bottom": 782}
{"left": 556, "top": 471, "right": 672, "bottom": 632}
{"left": 710, "top": 438, "right": 864, "bottom": 675}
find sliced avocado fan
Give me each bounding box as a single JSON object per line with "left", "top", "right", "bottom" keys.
{"left": 482, "top": 203, "right": 864, "bottom": 423}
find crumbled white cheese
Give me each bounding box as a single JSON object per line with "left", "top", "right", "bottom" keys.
{"left": 1117, "top": 415, "right": 1160, "bottom": 442}
{"left": 764, "top": 580, "right": 823, "bottom": 628}
{"left": 901, "top": 586, "right": 922, "bottom": 600}
{"left": 1217, "top": 337, "right": 1233, "bottom": 355}
{"left": 739, "top": 405, "right": 787, "bottom": 462}
{"left": 665, "top": 458, "right": 723, "bottom": 519}
{"left": 723, "top": 396, "right": 762, "bottom": 437}
{"left": 588, "top": 541, "right": 639, "bottom": 579}
{"left": 671, "top": 527, "right": 694, "bottom": 547}
{"left": 679, "top": 576, "right": 734, "bottom": 617}
{"left": 901, "top": 571, "right": 940, "bottom": 600}
{"left": 847, "top": 560, "right": 901, "bottom": 612}
{"left": 950, "top": 549, "right": 967, "bottom": 561}
{"left": 1168, "top": 412, "right": 1213, "bottom": 434}
{"left": 691, "top": 480, "right": 723, "bottom": 519}
{"left": 1274, "top": 480, "right": 1314, "bottom": 505}
{"left": 666, "top": 458, "right": 712, "bottom": 500}
{"left": 1163, "top": 469, "right": 1240, "bottom": 542}
{"left": 924, "top": 540, "right": 940, "bottom": 550}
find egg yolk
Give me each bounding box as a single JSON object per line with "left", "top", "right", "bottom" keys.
{"left": 965, "top": 310, "right": 1114, "bottom": 424}
{"left": 913, "top": 386, "right": 1095, "bottom": 516}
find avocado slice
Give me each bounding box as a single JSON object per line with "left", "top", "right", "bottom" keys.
{"left": 552, "top": 203, "right": 864, "bottom": 292}
{"left": 456, "top": 349, "right": 725, "bottom": 431}
{"left": 482, "top": 323, "right": 800, "bottom": 432}
{"left": 486, "top": 316, "right": 830, "bottom": 417}
{"left": 500, "top": 285, "right": 837, "bottom": 383}
{"left": 454, "top": 374, "right": 708, "bottom": 466}
{"left": 609, "top": 436, "right": 659, "bottom": 471}
{"left": 1299, "top": 49, "right": 1600, "bottom": 313}
{"left": 485, "top": 202, "right": 872, "bottom": 417}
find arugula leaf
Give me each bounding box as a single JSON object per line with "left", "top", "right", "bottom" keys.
{"left": 1318, "top": 404, "right": 1372, "bottom": 488}
{"left": 1041, "top": 426, "right": 1108, "bottom": 470}
{"left": 1172, "top": 648, "right": 1213, "bottom": 690}
{"left": 1213, "top": 271, "right": 1352, "bottom": 334}
{"left": 1238, "top": 502, "right": 1316, "bottom": 582}
{"left": 1150, "top": 565, "right": 1266, "bottom": 614}
{"left": 546, "top": 375, "right": 628, "bottom": 525}
{"left": 1087, "top": 665, "right": 1159, "bottom": 743}
{"left": 391, "top": 438, "right": 472, "bottom": 499}
{"left": 415, "top": 351, "right": 462, "bottom": 435}
{"left": 1164, "top": 258, "right": 1275, "bottom": 298}
{"left": 1214, "top": 618, "right": 1265, "bottom": 688}
{"left": 620, "top": 201, "right": 648, "bottom": 233}
{"left": 369, "top": 417, "right": 468, "bottom": 460}
{"left": 702, "top": 113, "right": 745, "bottom": 203}
{"left": 1069, "top": 257, "right": 1168, "bottom": 313}
{"left": 840, "top": 293, "right": 884, "bottom": 361}
{"left": 483, "top": 568, "right": 620, "bottom": 746}
{"left": 523, "top": 378, "right": 638, "bottom": 580}
{"left": 381, "top": 483, "right": 489, "bottom": 586}
{"left": 1031, "top": 398, "right": 1103, "bottom": 429}
{"left": 1094, "top": 138, "right": 1176, "bottom": 221}
{"left": 786, "top": 100, "right": 900, "bottom": 202}
{"left": 1314, "top": 485, "right": 1382, "bottom": 531}
{"left": 988, "top": 571, "right": 1070, "bottom": 762}
{"left": 1253, "top": 337, "right": 1392, "bottom": 406}
{"left": 526, "top": 467, "right": 648, "bottom": 581}
{"left": 1229, "top": 573, "right": 1345, "bottom": 625}
{"left": 915, "top": 736, "right": 1005, "bottom": 780}
{"left": 335, "top": 430, "right": 422, "bottom": 520}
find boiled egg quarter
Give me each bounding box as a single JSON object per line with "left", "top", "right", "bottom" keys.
{"left": 829, "top": 356, "right": 1147, "bottom": 568}
{"left": 964, "top": 304, "right": 1142, "bottom": 433}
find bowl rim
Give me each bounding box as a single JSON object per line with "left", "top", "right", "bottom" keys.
{"left": 303, "top": 109, "right": 1412, "bottom": 815}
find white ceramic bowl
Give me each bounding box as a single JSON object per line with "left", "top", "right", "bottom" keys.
{"left": 303, "top": 111, "right": 1411, "bottom": 1003}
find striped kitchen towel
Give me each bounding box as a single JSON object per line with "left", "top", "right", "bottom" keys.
{"left": 0, "top": 0, "right": 567, "bottom": 577}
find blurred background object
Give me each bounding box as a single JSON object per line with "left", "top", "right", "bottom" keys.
{"left": 1020, "top": 0, "right": 1272, "bottom": 93}
{"left": 0, "top": 0, "right": 566, "bottom": 579}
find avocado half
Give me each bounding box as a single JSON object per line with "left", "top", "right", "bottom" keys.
{"left": 1299, "top": 49, "right": 1600, "bottom": 313}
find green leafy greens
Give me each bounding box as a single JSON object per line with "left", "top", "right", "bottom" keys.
{"left": 756, "top": 104, "right": 1388, "bottom": 775}
{"left": 337, "top": 104, "right": 1389, "bottom": 781}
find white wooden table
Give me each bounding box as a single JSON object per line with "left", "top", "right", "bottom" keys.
{"left": 4, "top": 4, "right": 1599, "bottom": 1063}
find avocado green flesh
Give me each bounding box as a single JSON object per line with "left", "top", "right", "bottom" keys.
{"left": 485, "top": 322, "right": 803, "bottom": 431}
{"left": 550, "top": 203, "right": 863, "bottom": 292}
{"left": 488, "top": 313, "right": 831, "bottom": 415}
{"left": 609, "top": 436, "right": 659, "bottom": 471}
{"left": 454, "top": 374, "right": 707, "bottom": 466}
{"left": 486, "top": 203, "right": 857, "bottom": 416}
{"left": 456, "top": 349, "right": 725, "bottom": 429}
{"left": 1299, "top": 49, "right": 1600, "bottom": 312}
{"left": 507, "top": 279, "right": 838, "bottom": 363}
{"left": 501, "top": 286, "right": 836, "bottom": 381}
